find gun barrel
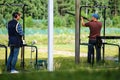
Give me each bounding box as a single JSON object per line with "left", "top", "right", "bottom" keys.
{"left": 65, "top": 11, "right": 90, "bottom": 21}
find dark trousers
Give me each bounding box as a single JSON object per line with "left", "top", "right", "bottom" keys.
{"left": 88, "top": 39, "right": 101, "bottom": 63}
{"left": 7, "top": 46, "right": 20, "bottom": 71}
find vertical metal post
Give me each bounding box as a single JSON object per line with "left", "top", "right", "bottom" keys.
{"left": 5, "top": 46, "right": 7, "bottom": 66}
{"left": 102, "top": 8, "right": 106, "bottom": 62}
{"left": 75, "top": 0, "right": 80, "bottom": 64}
{"left": 48, "top": 0, "right": 54, "bottom": 71}
{"left": 118, "top": 46, "right": 120, "bottom": 62}
{"left": 21, "top": 5, "right": 25, "bottom": 69}
{"left": 23, "top": 5, "right": 25, "bottom": 40}
{"left": 35, "top": 46, "right": 38, "bottom": 66}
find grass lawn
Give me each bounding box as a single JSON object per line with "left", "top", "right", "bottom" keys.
{"left": 0, "top": 27, "right": 120, "bottom": 80}
{"left": 0, "top": 69, "right": 120, "bottom": 80}
{"left": 0, "top": 57, "right": 120, "bottom": 80}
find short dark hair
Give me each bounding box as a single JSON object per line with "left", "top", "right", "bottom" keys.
{"left": 12, "top": 12, "right": 21, "bottom": 18}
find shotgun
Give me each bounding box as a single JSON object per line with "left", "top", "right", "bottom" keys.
{"left": 65, "top": 11, "right": 90, "bottom": 21}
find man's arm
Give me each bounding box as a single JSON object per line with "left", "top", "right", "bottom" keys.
{"left": 16, "top": 23, "right": 24, "bottom": 36}
{"left": 81, "top": 17, "right": 85, "bottom": 26}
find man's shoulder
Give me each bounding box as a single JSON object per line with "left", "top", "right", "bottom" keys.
{"left": 8, "top": 19, "right": 17, "bottom": 24}
{"left": 97, "top": 21, "right": 102, "bottom": 25}
{"left": 92, "top": 21, "right": 102, "bottom": 25}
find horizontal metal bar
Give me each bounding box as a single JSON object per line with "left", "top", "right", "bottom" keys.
{"left": 0, "top": 44, "right": 7, "bottom": 48}
{"left": 97, "top": 36, "right": 120, "bottom": 39}
{"left": 103, "top": 43, "right": 120, "bottom": 47}
{"left": 80, "top": 6, "right": 110, "bottom": 9}
{"left": 0, "top": 4, "right": 28, "bottom": 7}
{"left": 23, "top": 44, "right": 37, "bottom": 48}
{"left": 104, "top": 43, "right": 120, "bottom": 62}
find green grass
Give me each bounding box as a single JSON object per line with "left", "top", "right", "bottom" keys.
{"left": 0, "top": 28, "right": 120, "bottom": 79}
{"left": 0, "top": 69, "right": 120, "bottom": 80}
{"left": 0, "top": 57, "right": 120, "bottom": 80}
{"left": 1, "top": 57, "right": 120, "bottom": 72}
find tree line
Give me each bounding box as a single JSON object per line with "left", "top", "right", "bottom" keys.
{"left": 0, "top": 0, "right": 119, "bottom": 28}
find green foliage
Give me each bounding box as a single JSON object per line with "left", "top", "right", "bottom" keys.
{"left": 57, "top": 0, "right": 75, "bottom": 15}
{"left": 54, "top": 15, "right": 75, "bottom": 28}
{"left": 108, "top": 0, "right": 120, "bottom": 16}
{"left": 0, "top": 14, "right": 4, "bottom": 28}
{"left": 0, "top": 0, "right": 119, "bottom": 28}
{"left": 22, "top": 17, "right": 48, "bottom": 29}
{"left": 106, "top": 18, "right": 113, "bottom": 27}
{"left": 112, "top": 16, "right": 120, "bottom": 28}
{"left": 25, "top": 16, "right": 34, "bottom": 28}
{"left": 54, "top": 16, "right": 66, "bottom": 27}
{"left": 66, "top": 15, "right": 75, "bottom": 27}
{"left": 34, "top": 19, "right": 48, "bottom": 29}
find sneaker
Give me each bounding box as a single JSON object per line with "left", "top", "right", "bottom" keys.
{"left": 10, "top": 70, "right": 19, "bottom": 73}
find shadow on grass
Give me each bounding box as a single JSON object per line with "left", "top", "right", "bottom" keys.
{"left": 0, "top": 57, "right": 120, "bottom": 80}
{"left": 0, "top": 57, "right": 120, "bottom": 72}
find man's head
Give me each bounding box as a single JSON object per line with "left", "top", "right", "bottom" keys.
{"left": 92, "top": 13, "right": 99, "bottom": 21}
{"left": 12, "top": 12, "right": 21, "bottom": 20}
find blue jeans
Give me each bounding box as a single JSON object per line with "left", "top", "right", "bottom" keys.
{"left": 88, "top": 40, "right": 101, "bottom": 63}
{"left": 7, "top": 47, "right": 20, "bottom": 71}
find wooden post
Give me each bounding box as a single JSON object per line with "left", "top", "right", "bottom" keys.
{"left": 75, "top": 0, "right": 80, "bottom": 64}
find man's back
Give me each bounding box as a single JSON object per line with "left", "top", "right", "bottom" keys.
{"left": 8, "top": 19, "right": 18, "bottom": 36}
{"left": 8, "top": 19, "right": 23, "bottom": 47}
{"left": 85, "top": 21, "right": 102, "bottom": 40}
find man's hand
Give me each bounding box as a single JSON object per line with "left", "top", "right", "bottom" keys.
{"left": 81, "top": 17, "right": 83, "bottom": 20}
{"left": 81, "top": 17, "right": 85, "bottom": 26}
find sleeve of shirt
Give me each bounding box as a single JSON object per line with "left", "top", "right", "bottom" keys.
{"left": 16, "top": 23, "right": 24, "bottom": 36}
{"left": 85, "top": 22, "right": 90, "bottom": 27}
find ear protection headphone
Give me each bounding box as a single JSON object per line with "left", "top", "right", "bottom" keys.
{"left": 14, "top": 13, "right": 18, "bottom": 18}
{"left": 12, "top": 12, "right": 20, "bottom": 18}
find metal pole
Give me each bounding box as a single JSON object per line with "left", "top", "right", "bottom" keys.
{"left": 75, "top": 0, "right": 80, "bottom": 64}
{"left": 5, "top": 46, "right": 7, "bottom": 66}
{"left": 48, "top": 0, "right": 54, "bottom": 71}
{"left": 102, "top": 8, "right": 106, "bottom": 62}
{"left": 118, "top": 46, "right": 120, "bottom": 63}
{"left": 21, "top": 5, "right": 25, "bottom": 69}
{"left": 23, "top": 5, "right": 25, "bottom": 40}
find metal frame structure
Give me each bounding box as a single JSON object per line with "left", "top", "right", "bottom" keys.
{"left": 0, "top": 44, "right": 7, "bottom": 65}
{"left": 78, "top": 6, "right": 108, "bottom": 63}
{"left": 60, "top": 5, "right": 120, "bottom": 64}
{"left": 97, "top": 36, "right": 120, "bottom": 62}
{"left": 23, "top": 44, "right": 38, "bottom": 68}
{"left": 77, "top": 5, "right": 120, "bottom": 63}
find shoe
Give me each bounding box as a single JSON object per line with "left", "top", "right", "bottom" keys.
{"left": 10, "top": 70, "right": 19, "bottom": 73}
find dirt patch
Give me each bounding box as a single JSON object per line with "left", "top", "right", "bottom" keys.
{"left": 38, "top": 48, "right": 87, "bottom": 57}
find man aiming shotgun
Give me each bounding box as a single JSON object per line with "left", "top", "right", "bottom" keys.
{"left": 81, "top": 14, "right": 102, "bottom": 63}
{"left": 65, "top": 11, "right": 102, "bottom": 63}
